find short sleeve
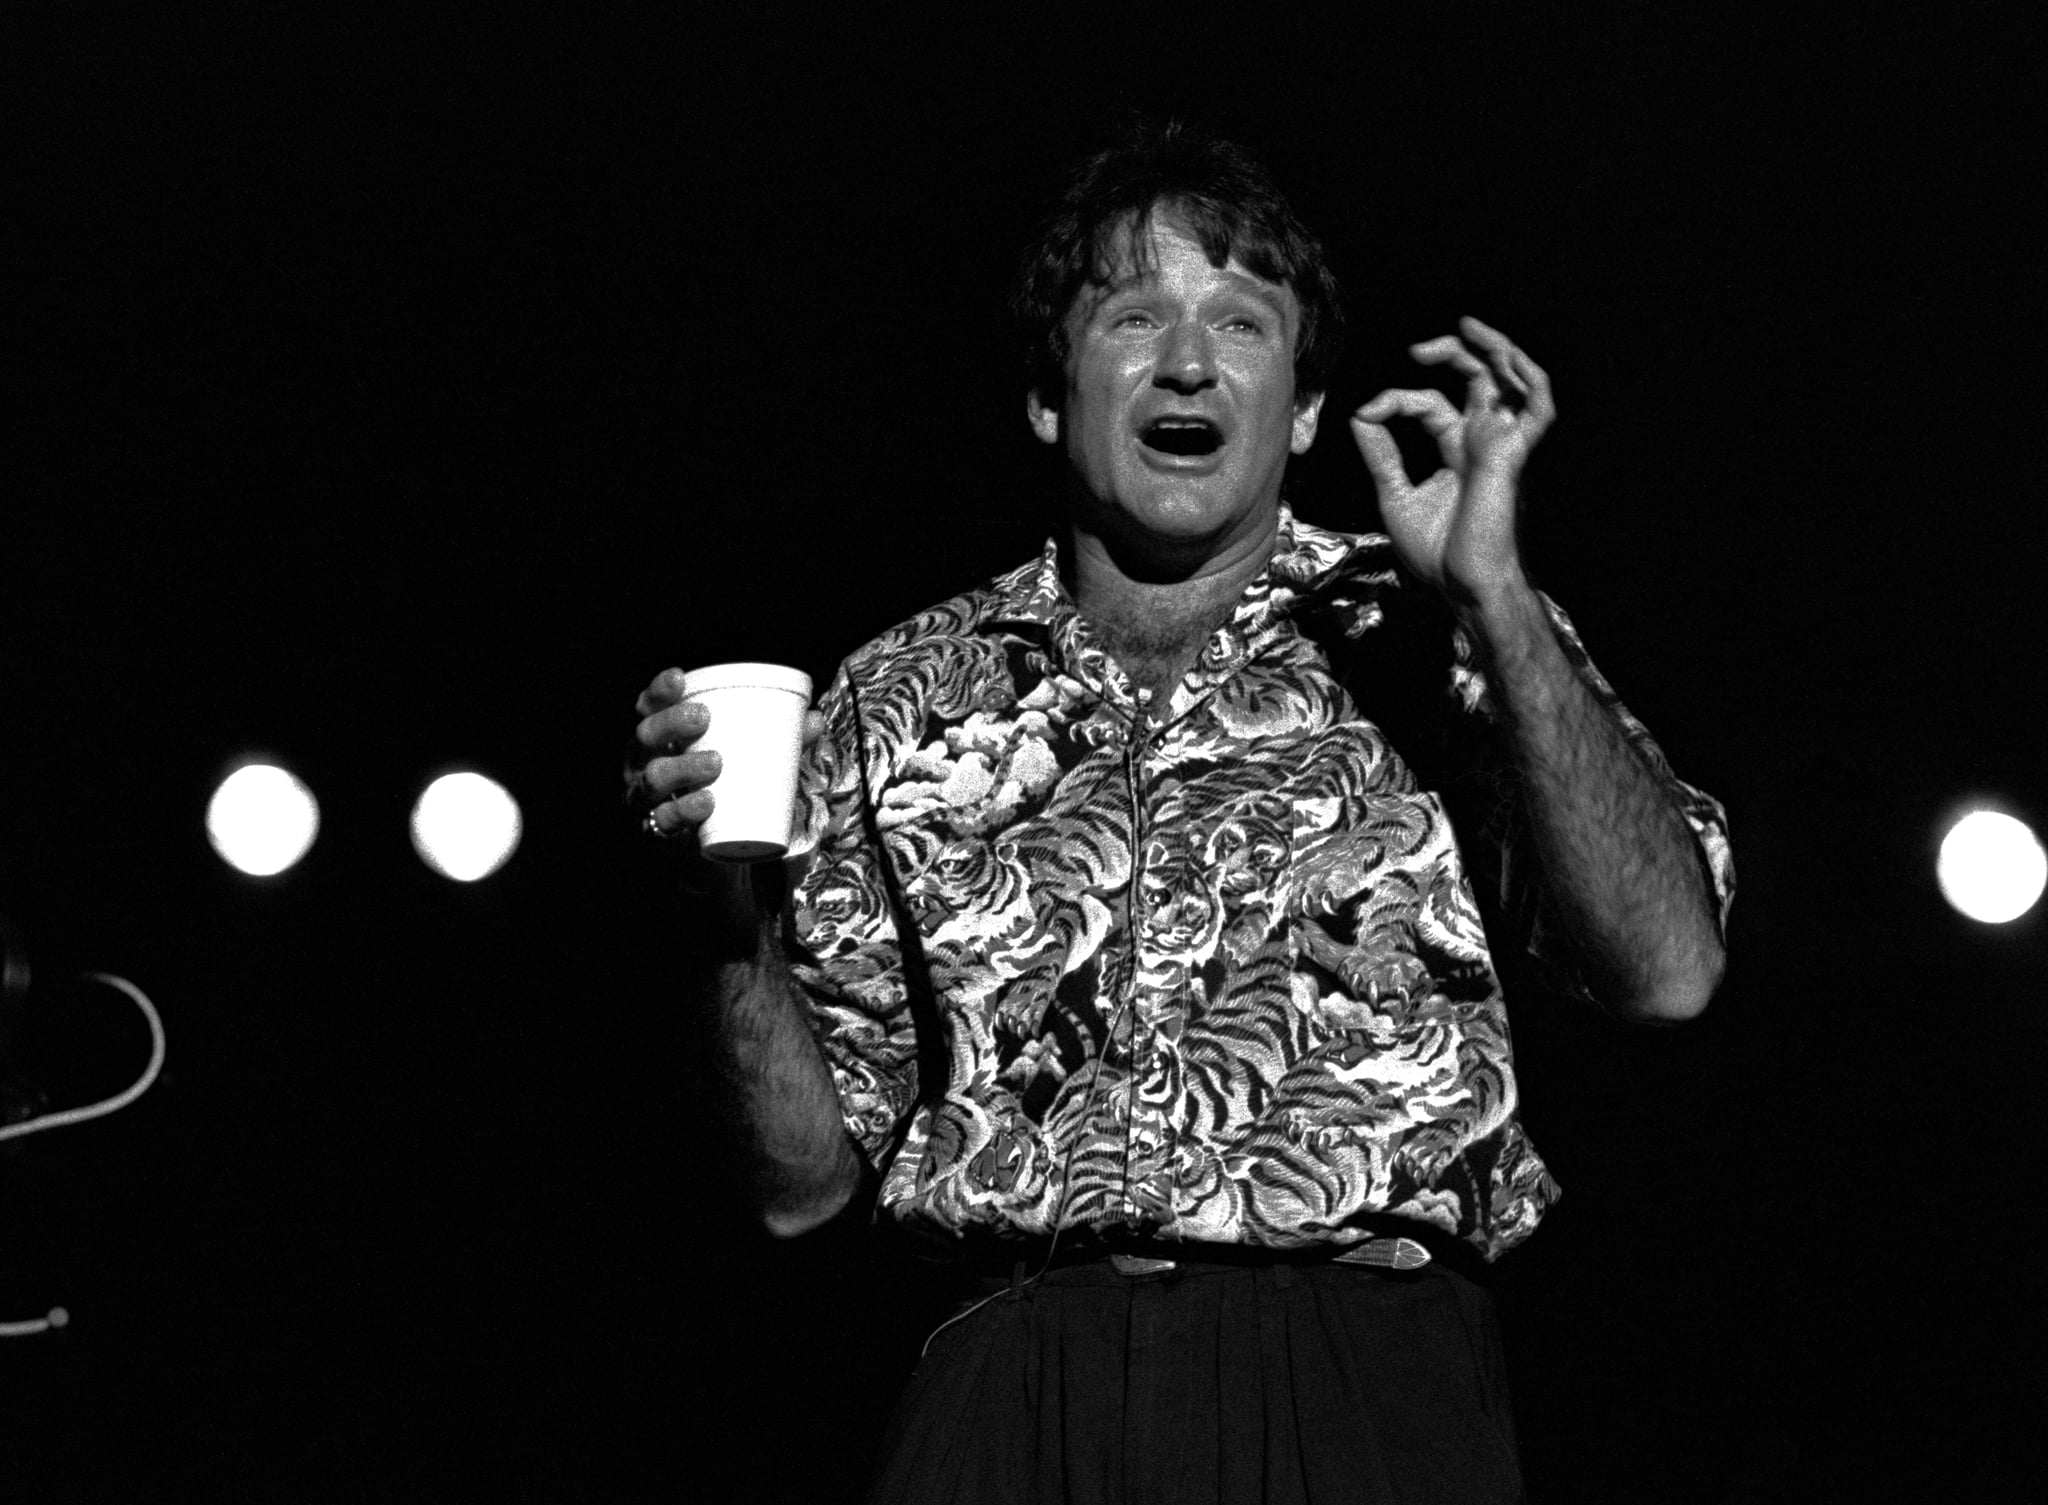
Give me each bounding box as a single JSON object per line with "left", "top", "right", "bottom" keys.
{"left": 1451, "top": 593, "right": 1736, "bottom": 1005}
{"left": 783, "top": 660, "right": 922, "bottom": 1170}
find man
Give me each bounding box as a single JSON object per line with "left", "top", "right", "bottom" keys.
{"left": 628, "top": 122, "right": 1732, "bottom": 1503}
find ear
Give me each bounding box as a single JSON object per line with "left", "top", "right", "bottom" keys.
{"left": 1026, "top": 390, "right": 1060, "bottom": 446}
{"left": 1291, "top": 391, "right": 1325, "bottom": 455}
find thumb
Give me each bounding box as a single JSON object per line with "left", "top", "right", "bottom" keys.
{"left": 1348, "top": 412, "right": 1408, "bottom": 498}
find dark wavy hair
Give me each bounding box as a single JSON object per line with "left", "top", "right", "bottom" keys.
{"left": 1012, "top": 118, "right": 1344, "bottom": 407}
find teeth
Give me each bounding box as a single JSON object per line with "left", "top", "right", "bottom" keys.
{"left": 1142, "top": 419, "right": 1221, "bottom": 456}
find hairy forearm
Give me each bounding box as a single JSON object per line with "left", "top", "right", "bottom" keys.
{"left": 688, "top": 862, "right": 866, "bottom": 1234}
{"left": 1463, "top": 580, "right": 1725, "bottom": 1022}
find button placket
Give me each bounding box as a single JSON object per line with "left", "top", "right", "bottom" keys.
{"left": 1121, "top": 720, "right": 1182, "bottom": 1223}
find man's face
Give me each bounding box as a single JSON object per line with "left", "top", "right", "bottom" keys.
{"left": 1029, "top": 209, "right": 1323, "bottom": 567}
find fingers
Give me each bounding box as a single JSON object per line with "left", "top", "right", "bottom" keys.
{"left": 1354, "top": 388, "right": 1466, "bottom": 474}
{"left": 632, "top": 702, "right": 719, "bottom": 836}
{"left": 632, "top": 667, "right": 689, "bottom": 720}
{"left": 1407, "top": 319, "right": 1554, "bottom": 427}
{"left": 628, "top": 674, "right": 826, "bottom": 842}
{"left": 1347, "top": 411, "right": 1409, "bottom": 496}
{"left": 636, "top": 696, "right": 708, "bottom": 757}
{"left": 1455, "top": 317, "right": 1532, "bottom": 408}
{"left": 1462, "top": 316, "right": 1556, "bottom": 425}
{"left": 1409, "top": 334, "right": 1500, "bottom": 411}
{"left": 643, "top": 744, "right": 722, "bottom": 804}
{"left": 635, "top": 676, "right": 827, "bottom": 749}
{"left": 1454, "top": 317, "right": 1557, "bottom": 425}
{"left": 637, "top": 701, "right": 825, "bottom": 758}
{"left": 623, "top": 686, "right": 708, "bottom": 821}
{"left": 644, "top": 781, "right": 713, "bottom": 838}
{"left": 629, "top": 695, "right": 719, "bottom": 799}
{"left": 1357, "top": 387, "right": 1462, "bottom": 433}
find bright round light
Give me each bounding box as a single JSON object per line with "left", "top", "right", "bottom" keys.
{"left": 206, "top": 763, "right": 320, "bottom": 876}
{"left": 1936, "top": 810, "right": 2047, "bottom": 924}
{"left": 410, "top": 772, "right": 522, "bottom": 882}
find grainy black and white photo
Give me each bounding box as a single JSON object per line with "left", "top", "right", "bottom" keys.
{"left": 8, "top": 6, "right": 2042, "bottom": 1501}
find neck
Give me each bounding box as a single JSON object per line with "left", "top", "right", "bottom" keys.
{"left": 1064, "top": 510, "right": 1279, "bottom": 709}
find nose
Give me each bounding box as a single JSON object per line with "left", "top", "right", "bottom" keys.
{"left": 1153, "top": 321, "right": 1216, "bottom": 394}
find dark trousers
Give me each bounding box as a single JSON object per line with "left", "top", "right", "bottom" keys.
{"left": 865, "top": 1257, "right": 1525, "bottom": 1505}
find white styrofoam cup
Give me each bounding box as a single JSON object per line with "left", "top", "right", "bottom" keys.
{"left": 681, "top": 662, "right": 812, "bottom": 863}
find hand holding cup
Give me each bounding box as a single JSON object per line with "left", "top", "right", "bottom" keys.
{"left": 631, "top": 664, "right": 824, "bottom": 861}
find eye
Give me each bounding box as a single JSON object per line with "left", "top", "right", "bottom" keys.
{"left": 1110, "top": 309, "right": 1156, "bottom": 329}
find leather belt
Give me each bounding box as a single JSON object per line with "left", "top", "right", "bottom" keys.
{"left": 997, "top": 1234, "right": 1435, "bottom": 1281}
{"left": 1103, "top": 1236, "right": 1431, "bottom": 1277}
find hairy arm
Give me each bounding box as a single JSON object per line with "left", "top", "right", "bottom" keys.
{"left": 1462, "top": 584, "right": 1725, "bottom": 1022}
{"left": 1353, "top": 318, "right": 1726, "bottom": 1021}
{"left": 632, "top": 667, "right": 868, "bottom": 1237}
{"left": 688, "top": 859, "right": 869, "bottom": 1235}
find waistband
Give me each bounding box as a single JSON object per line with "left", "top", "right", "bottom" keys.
{"left": 958, "top": 1231, "right": 1438, "bottom": 1285}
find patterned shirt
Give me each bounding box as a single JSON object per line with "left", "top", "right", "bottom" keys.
{"left": 784, "top": 507, "right": 1733, "bottom": 1262}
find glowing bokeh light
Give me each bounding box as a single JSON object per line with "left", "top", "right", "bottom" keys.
{"left": 410, "top": 772, "right": 522, "bottom": 882}
{"left": 206, "top": 763, "right": 321, "bottom": 876}
{"left": 1936, "top": 809, "right": 2046, "bottom": 924}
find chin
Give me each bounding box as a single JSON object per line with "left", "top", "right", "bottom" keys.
{"left": 1132, "top": 485, "right": 1270, "bottom": 540}
{"left": 1092, "top": 501, "right": 1271, "bottom": 581}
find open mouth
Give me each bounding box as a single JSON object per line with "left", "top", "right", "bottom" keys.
{"left": 1139, "top": 417, "right": 1224, "bottom": 457}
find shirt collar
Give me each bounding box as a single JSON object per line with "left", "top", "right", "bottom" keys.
{"left": 979, "top": 504, "right": 1404, "bottom": 641}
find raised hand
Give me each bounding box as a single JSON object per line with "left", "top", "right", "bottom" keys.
{"left": 1348, "top": 316, "right": 1555, "bottom": 609}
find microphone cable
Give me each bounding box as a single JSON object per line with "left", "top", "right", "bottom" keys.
{"left": 2, "top": 972, "right": 167, "bottom": 1338}
{"left": 919, "top": 689, "right": 1154, "bottom": 1357}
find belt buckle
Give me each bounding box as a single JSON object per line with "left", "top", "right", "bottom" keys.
{"left": 1333, "top": 1236, "right": 1432, "bottom": 1271}
{"left": 1109, "top": 1252, "right": 1179, "bottom": 1277}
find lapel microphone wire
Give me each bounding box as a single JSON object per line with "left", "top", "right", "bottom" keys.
{"left": 2, "top": 971, "right": 167, "bottom": 1338}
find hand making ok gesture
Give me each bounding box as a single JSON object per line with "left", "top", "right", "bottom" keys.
{"left": 1348, "top": 316, "right": 1556, "bottom": 610}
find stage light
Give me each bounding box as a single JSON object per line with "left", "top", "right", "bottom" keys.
{"left": 1936, "top": 809, "right": 2046, "bottom": 924}
{"left": 410, "top": 772, "right": 522, "bottom": 881}
{"left": 206, "top": 763, "right": 321, "bottom": 876}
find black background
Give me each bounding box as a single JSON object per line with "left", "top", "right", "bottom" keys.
{"left": 6, "top": 4, "right": 2044, "bottom": 1499}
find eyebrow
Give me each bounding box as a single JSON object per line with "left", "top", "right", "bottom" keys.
{"left": 1221, "top": 279, "right": 1291, "bottom": 317}
{"left": 1095, "top": 272, "right": 1292, "bottom": 317}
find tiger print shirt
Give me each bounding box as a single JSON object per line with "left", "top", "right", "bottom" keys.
{"left": 783, "top": 506, "right": 1734, "bottom": 1262}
